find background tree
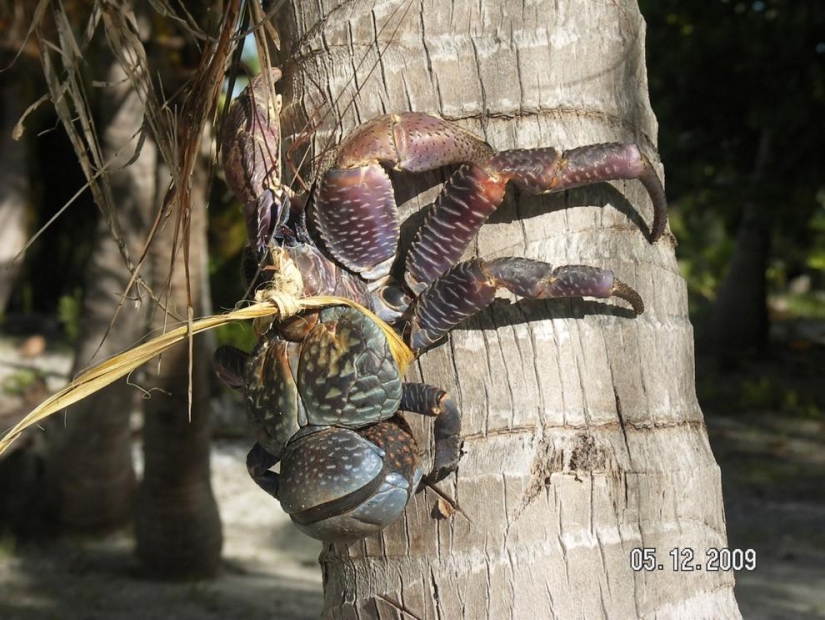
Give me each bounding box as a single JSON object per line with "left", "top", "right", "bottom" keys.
{"left": 271, "top": 0, "right": 742, "bottom": 616}
{"left": 44, "top": 59, "right": 148, "bottom": 534}
{"left": 0, "top": 72, "right": 29, "bottom": 315}
{"left": 17, "top": 0, "right": 224, "bottom": 576}
{"left": 641, "top": 0, "right": 825, "bottom": 355}
{"left": 0, "top": 4, "right": 32, "bottom": 315}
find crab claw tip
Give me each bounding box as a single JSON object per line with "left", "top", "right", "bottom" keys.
{"left": 612, "top": 278, "right": 644, "bottom": 315}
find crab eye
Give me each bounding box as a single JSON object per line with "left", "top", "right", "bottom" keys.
{"left": 274, "top": 225, "right": 299, "bottom": 246}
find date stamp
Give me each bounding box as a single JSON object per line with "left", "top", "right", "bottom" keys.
{"left": 630, "top": 547, "right": 757, "bottom": 572}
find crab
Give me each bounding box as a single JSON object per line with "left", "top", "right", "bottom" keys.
{"left": 214, "top": 69, "right": 667, "bottom": 543}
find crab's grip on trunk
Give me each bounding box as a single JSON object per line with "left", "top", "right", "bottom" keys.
{"left": 400, "top": 382, "right": 463, "bottom": 484}
{"left": 502, "top": 143, "right": 668, "bottom": 242}
{"left": 410, "top": 258, "right": 643, "bottom": 349}
{"left": 406, "top": 142, "right": 667, "bottom": 291}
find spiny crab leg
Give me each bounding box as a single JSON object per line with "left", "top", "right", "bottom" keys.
{"left": 221, "top": 68, "right": 289, "bottom": 252}
{"left": 315, "top": 112, "right": 667, "bottom": 289}
{"left": 408, "top": 144, "right": 666, "bottom": 293}
{"left": 409, "top": 257, "right": 643, "bottom": 350}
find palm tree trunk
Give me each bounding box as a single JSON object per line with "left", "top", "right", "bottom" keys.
{"left": 0, "top": 66, "right": 29, "bottom": 313}
{"left": 276, "top": 0, "right": 742, "bottom": 616}
{"left": 45, "top": 60, "right": 151, "bottom": 533}
{"left": 134, "top": 138, "right": 223, "bottom": 579}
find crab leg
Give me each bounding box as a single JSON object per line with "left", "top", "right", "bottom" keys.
{"left": 314, "top": 114, "right": 494, "bottom": 282}
{"left": 213, "top": 345, "right": 248, "bottom": 390}
{"left": 247, "top": 442, "right": 281, "bottom": 499}
{"left": 400, "top": 383, "right": 462, "bottom": 483}
{"left": 409, "top": 257, "right": 643, "bottom": 350}
{"left": 221, "top": 69, "right": 290, "bottom": 252}
{"left": 315, "top": 112, "right": 666, "bottom": 287}
{"left": 407, "top": 144, "right": 666, "bottom": 292}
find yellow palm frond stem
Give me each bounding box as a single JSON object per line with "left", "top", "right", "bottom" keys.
{"left": 0, "top": 295, "right": 413, "bottom": 457}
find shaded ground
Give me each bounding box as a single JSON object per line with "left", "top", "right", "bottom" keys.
{"left": 0, "top": 333, "right": 324, "bottom": 620}
{"left": 0, "top": 438, "right": 325, "bottom": 620}
{"left": 1, "top": 329, "right": 823, "bottom": 618}
{"left": 709, "top": 413, "right": 825, "bottom": 619}
{"left": 700, "top": 323, "right": 825, "bottom": 620}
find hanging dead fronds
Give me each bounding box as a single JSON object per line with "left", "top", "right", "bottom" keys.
{"left": 0, "top": 0, "right": 419, "bottom": 453}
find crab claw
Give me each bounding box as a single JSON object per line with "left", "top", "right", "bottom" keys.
{"left": 213, "top": 345, "right": 248, "bottom": 390}
{"left": 410, "top": 258, "right": 646, "bottom": 349}
{"left": 244, "top": 189, "right": 291, "bottom": 253}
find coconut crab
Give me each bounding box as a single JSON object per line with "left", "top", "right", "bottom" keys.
{"left": 214, "top": 69, "right": 667, "bottom": 542}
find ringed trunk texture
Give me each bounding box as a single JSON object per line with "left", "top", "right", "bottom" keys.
{"left": 277, "top": 0, "right": 740, "bottom": 617}
{"left": 134, "top": 146, "right": 223, "bottom": 579}
{"left": 45, "top": 61, "right": 150, "bottom": 533}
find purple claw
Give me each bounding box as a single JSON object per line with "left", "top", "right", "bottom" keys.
{"left": 315, "top": 164, "right": 399, "bottom": 281}
{"left": 410, "top": 258, "right": 644, "bottom": 349}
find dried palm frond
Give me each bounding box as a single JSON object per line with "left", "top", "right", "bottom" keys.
{"left": 0, "top": 294, "right": 414, "bottom": 457}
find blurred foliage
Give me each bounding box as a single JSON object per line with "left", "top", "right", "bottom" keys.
{"left": 57, "top": 288, "right": 83, "bottom": 343}
{"left": 7, "top": 99, "right": 99, "bottom": 319}
{"left": 1, "top": 368, "right": 45, "bottom": 398}
{"left": 641, "top": 0, "right": 825, "bottom": 316}
{"left": 206, "top": 181, "right": 253, "bottom": 352}
{"left": 697, "top": 345, "right": 824, "bottom": 419}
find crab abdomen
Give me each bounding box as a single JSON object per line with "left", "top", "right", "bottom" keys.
{"left": 279, "top": 418, "right": 423, "bottom": 543}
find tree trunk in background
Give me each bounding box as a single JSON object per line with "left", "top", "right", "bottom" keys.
{"left": 134, "top": 139, "right": 223, "bottom": 579}
{"left": 40, "top": 0, "right": 223, "bottom": 574}
{"left": 706, "top": 130, "right": 773, "bottom": 358}
{"left": 0, "top": 64, "right": 29, "bottom": 314}
{"left": 45, "top": 61, "right": 151, "bottom": 532}
{"left": 277, "top": 0, "right": 741, "bottom": 616}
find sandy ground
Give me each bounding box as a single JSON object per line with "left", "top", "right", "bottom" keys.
{"left": 0, "top": 335, "right": 324, "bottom": 620}
{"left": 1, "top": 334, "right": 824, "bottom": 619}
{"left": 708, "top": 413, "right": 825, "bottom": 620}
{"left": 0, "top": 439, "right": 325, "bottom": 620}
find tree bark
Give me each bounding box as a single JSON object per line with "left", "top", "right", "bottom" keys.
{"left": 706, "top": 130, "right": 773, "bottom": 358}
{"left": 45, "top": 60, "right": 150, "bottom": 533}
{"left": 275, "top": 0, "right": 741, "bottom": 617}
{"left": 133, "top": 128, "right": 223, "bottom": 579}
